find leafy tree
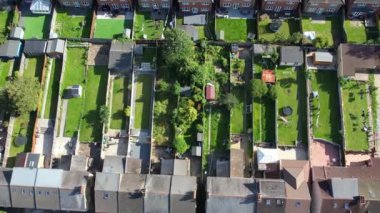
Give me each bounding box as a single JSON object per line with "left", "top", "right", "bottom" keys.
{"left": 173, "top": 134, "right": 189, "bottom": 155}
{"left": 313, "top": 36, "right": 329, "bottom": 49}
{"left": 172, "top": 81, "right": 181, "bottom": 96}
{"left": 177, "top": 98, "right": 198, "bottom": 131}
{"left": 274, "top": 32, "right": 287, "bottom": 43}
{"left": 270, "top": 51, "right": 279, "bottom": 66}
{"left": 156, "top": 79, "right": 170, "bottom": 94}
{"left": 289, "top": 32, "right": 303, "bottom": 44}
{"left": 163, "top": 29, "right": 194, "bottom": 69}
{"left": 267, "top": 86, "right": 277, "bottom": 100}
{"left": 0, "top": 75, "right": 40, "bottom": 115}
{"left": 221, "top": 93, "right": 238, "bottom": 110}
{"left": 216, "top": 72, "right": 229, "bottom": 86}
{"left": 99, "top": 105, "right": 109, "bottom": 124}
{"left": 154, "top": 100, "right": 167, "bottom": 118}
{"left": 250, "top": 79, "right": 268, "bottom": 98}
{"left": 124, "top": 106, "right": 131, "bottom": 117}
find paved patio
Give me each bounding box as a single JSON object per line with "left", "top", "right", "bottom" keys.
{"left": 310, "top": 139, "right": 340, "bottom": 167}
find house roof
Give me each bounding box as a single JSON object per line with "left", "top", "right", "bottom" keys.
{"left": 25, "top": 153, "right": 42, "bottom": 168}
{"left": 35, "top": 169, "right": 64, "bottom": 188}
{"left": 314, "top": 51, "right": 334, "bottom": 63}
{"left": 30, "top": 0, "right": 51, "bottom": 12}
{"left": 257, "top": 148, "right": 279, "bottom": 164}
{"left": 338, "top": 44, "right": 380, "bottom": 77}
{"left": 118, "top": 174, "right": 146, "bottom": 213}
{"left": 206, "top": 177, "right": 256, "bottom": 213}
{"left": 10, "top": 27, "right": 24, "bottom": 39}
{"left": 125, "top": 157, "right": 142, "bottom": 174}
{"left": 280, "top": 46, "right": 304, "bottom": 65}
{"left": 262, "top": 69, "right": 276, "bottom": 83}
{"left": 60, "top": 171, "right": 89, "bottom": 212}
{"left": 230, "top": 149, "right": 244, "bottom": 178}
{"left": 46, "top": 39, "right": 65, "bottom": 54}
{"left": 0, "top": 168, "right": 12, "bottom": 207}
{"left": 129, "top": 142, "right": 151, "bottom": 173}
{"left": 329, "top": 178, "right": 359, "bottom": 199}
{"left": 108, "top": 40, "right": 133, "bottom": 71}
{"left": 216, "top": 160, "right": 229, "bottom": 177}
{"left": 161, "top": 159, "right": 174, "bottom": 175}
{"left": 70, "top": 155, "right": 88, "bottom": 171}
{"left": 259, "top": 179, "right": 286, "bottom": 199}
{"left": 184, "top": 14, "right": 207, "bottom": 25}
{"left": 0, "top": 40, "right": 21, "bottom": 58}
{"left": 24, "top": 40, "right": 47, "bottom": 56}
{"left": 10, "top": 167, "right": 38, "bottom": 187}
{"left": 145, "top": 175, "right": 172, "bottom": 213}
{"left": 95, "top": 172, "right": 120, "bottom": 192}
{"left": 0, "top": 168, "right": 12, "bottom": 186}
{"left": 170, "top": 176, "right": 197, "bottom": 213}
{"left": 103, "top": 155, "right": 125, "bottom": 174}
{"left": 174, "top": 159, "right": 190, "bottom": 176}
{"left": 192, "top": 146, "right": 202, "bottom": 157}
{"left": 205, "top": 83, "right": 215, "bottom": 100}
{"left": 119, "top": 174, "right": 146, "bottom": 192}
{"left": 358, "top": 179, "right": 380, "bottom": 200}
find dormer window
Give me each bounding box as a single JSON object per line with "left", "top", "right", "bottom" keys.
{"left": 266, "top": 199, "right": 271, "bottom": 205}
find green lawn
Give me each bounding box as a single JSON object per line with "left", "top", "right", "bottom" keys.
{"left": 134, "top": 12, "right": 164, "bottom": 40}
{"left": 176, "top": 16, "right": 213, "bottom": 40}
{"left": 0, "top": 10, "right": 13, "bottom": 43}
{"left": 8, "top": 112, "right": 35, "bottom": 167}
{"left": 230, "top": 85, "right": 245, "bottom": 134}
{"left": 22, "top": 15, "right": 50, "bottom": 39}
{"left": 94, "top": 18, "right": 133, "bottom": 39}
{"left": 110, "top": 77, "right": 128, "bottom": 130}
{"left": 276, "top": 67, "right": 307, "bottom": 146}
{"left": 258, "top": 18, "right": 300, "bottom": 42}
{"left": 344, "top": 20, "right": 379, "bottom": 44}
{"left": 253, "top": 97, "right": 276, "bottom": 143}
{"left": 302, "top": 16, "right": 343, "bottom": 47}
{"left": 310, "top": 71, "right": 341, "bottom": 143}
{"left": 341, "top": 81, "right": 369, "bottom": 151}
{"left": 55, "top": 8, "right": 92, "bottom": 38}
{"left": 215, "top": 18, "right": 256, "bottom": 42}
{"left": 62, "top": 48, "right": 87, "bottom": 138}
{"left": 43, "top": 59, "right": 62, "bottom": 119}
{"left": 134, "top": 74, "right": 153, "bottom": 129}
{"left": 0, "top": 60, "right": 11, "bottom": 88}
{"left": 79, "top": 66, "right": 108, "bottom": 142}
{"left": 24, "top": 57, "right": 44, "bottom": 80}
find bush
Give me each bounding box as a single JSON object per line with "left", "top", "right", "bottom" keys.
{"left": 250, "top": 79, "right": 268, "bottom": 98}
{"left": 196, "top": 123, "right": 203, "bottom": 133}
{"left": 173, "top": 134, "right": 189, "bottom": 155}
{"left": 124, "top": 106, "right": 131, "bottom": 117}
{"left": 99, "top": 105, "right": 109, "bottom": 124}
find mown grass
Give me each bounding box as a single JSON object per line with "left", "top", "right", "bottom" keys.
{"left": 94, "top": 19, "right": 133, "bottom": 39}
{"left": 110, "top": 77, "right": 128, "bottom": 130}
{"left": 55, "top": 8, "right": 92, "bottom": 38}
{"left": 215, "top": 18, "right": 256, "bottom": 42}
{"left": 43, "top": 59, "right": 62, "bottom": 119}
{"left": 134, "top": 74, "right": 153, "bottom": 129}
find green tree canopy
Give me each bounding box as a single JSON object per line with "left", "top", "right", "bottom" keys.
{"left": 163, "top": 29, "right": 194, "bottom": 69}
{"left": 221, "top": 93, "right": 238, "bottom": 110}
{"left": 99, "top": 105, "right": 109, "bottom": 124}
{"left": 173, "top": 134, "right": 189, "bottom": 155}
{"left": 250, "top": 79, "right": 268, "bottom": 98}
{"left": 0, "top": 75, "right": 40, "bottom": 115}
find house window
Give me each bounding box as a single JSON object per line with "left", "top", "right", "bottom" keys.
{"left": 21, "top": 189, "right": 26, "bottom": 195}
{"left": 242, "top": 3, "right": 251, "bottom": 7}
{"left": 223, "top": 3, "right": 231, "bottom": 7}
{"left": 276, "top": 199, "right": 283, "bottom": 206}
{"left": 284, "top": 6, "right": 292, "bottom": 10}
{"left": 267, "top": 1, "right": 275, "bottom": 4}
{"left": 182, "top": 7, "right": 190, "bottom": 11}
{"left": 182, "top": 2, "right": 189, "bottom": 5}
{"left": 344, "top": 203, "right": 350, "bottom": 209}
{"left": 327, "top": 8, "right": 335, "bottom": 12}
{"left": 202, "top": 2, "right": 209, "bottom": 6}
{"left": 287, "top": 1, "right": 295, "bottom": 5}
{"left": 38, "top": 191, "right": 42, "bottom": 196}
{"left": 201, "top": 8, "right": 209, "bottom": 11}
{"left": 162, "top": 2, "right": 170, "bottom": 8}
{"left": 333, "top": 202, "right": 338, "bottom": 208}
{"left": 82, "top": 1, "right": 89, "bottom": 6}
{"left": 103, "top": 193, "right": 109, "bottom": 199}
{"left": 265, "top": 5, "right": 273, "bottom": 10}
{"left": 45, "top": 191, "right": 50, "bottom": 196}
{"left": 266, "top": 200, "right": 271, "bottom": 205}
{"left": 142, "top": 2, "right": 150, "bottom": 7}
{"left": 295, "top": 201, "right": 301, "bottom": 208}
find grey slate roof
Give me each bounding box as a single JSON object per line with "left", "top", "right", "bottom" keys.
{"left": 118, "top": 174, "right": 147, "bottom": 213}
{"left": 34, "top": 169, "right": 64, "bottom": 210}
{"left": 25, "top": 153, "right": 42, "bottom": 168}
{"left": 0, "top": 40, "right": 21, "bottom": 58}
{"left": 173, "top": 159, "right": 190, "bottom": 176}
{"left": 60, "top": 171, "right": 90, "bottom": 212}
{"left": 95, "top": 172, "right": 120, "bottom": 213}
{"left": 170, "top": 176, "right": 197, "bottom": 213}
{"left": 24, "top": 40, "right": 47, "bottom": 56}
{"left": 0, "top": 168, "right": 12, "bottom": 207}
{"left": 103, "top": 155, "right": 125, "bottom": 174}
{"left": 206, "top": 177, "right": 256, "bottom": 213}
{"left": 125, "top": 157, "right": 142, "bottom": 174}
{"left": 145, "top": 175, "right": 172, "bottom": 213}
{"left": 280, "top": 46, "right": 304, "bottom": 66}
{"left": 108, "top": 40, "right": 133, "bottom": 71}
{"left": 129, "top": 142, "right": 151, "bottom": 173}
{"left": 10, "top": 26, "right": 24, "bottom": 39}
{"left": 329, "top": 178, "right": 359, "bottom": 199}
{"left": 259, "top": 179, "right": 286, "bottom": 199}
{"left": 184, "top": 14, "right": 207, "bottom": 25}
{"left": 46, "top": 39, "right": 65, "bottom": 54}
{"left": 10, "top": 167, "right": 38, "bottom": 209}
{"left": 161, "top": 159, "right": 174, "bottom": 175}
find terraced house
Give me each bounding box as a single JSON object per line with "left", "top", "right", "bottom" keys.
{"left": 346, "top": 0, "right": 380, "bottom": 18}
{"left": 261, "top": 0, "right": 301, "bottom": 14}
{"left": 303, "top": 0, "right": 344, "bottom": 14}
{"left": 219, "top": 0, "right": 256, "bottom": 10}
{"left": 138, "top": 0, "right": 172, "bottom": 11}
{"left": 178, "top": 0, "right": 213, "bottom": 14}
{"left": 57, "top": 0, "right": 93, "bottom": 7}
{"left": 96, "top": 0, "right": 133, "bottom": 11}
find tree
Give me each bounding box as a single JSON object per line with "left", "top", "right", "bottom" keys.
{"left": 173, "top": 134, "right": 189, "bottom": 155}
{"left": 156, "top": 79, "right": 170, "bottom": 94}
{"left": 0, "top": 75, "right": 40, "bottom": 115}
{"left": 250, "top": 79, "right": 268, "bottom": 98}
{"left": 267, "top": 86, "right": 277, "bottom": 100}
{"left": 221, "top": 93, "right": 238, "bottom": 110}
{"left": 177, "top": 98, "right": 198, "bottom": 131}
{"left": 154, "top": 100, "right": 167, "bottom": 118}
{"left": 124, "top": 106, "right": 131, "bottom": 117}
{"left": 163, "top": 29, "right": 194, "bottom": 68}
{"left": 289, "top": 32, "right": 303, "bottom": 44}
{"left": 313, "top": 36, "right": 329, "bottom": 49}
{"left": 270, "top": 51, "right": 279, "bottom": 66}
{"left": 99, "top": 105, "right": 109, "bottom": 124}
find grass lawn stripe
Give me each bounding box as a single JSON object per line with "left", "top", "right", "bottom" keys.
{"left": 258, "top": 18, "right": 300, "bottom": 42}
{"left": 43, "top": 59, "right": 62, "bottom": 119}
{"left": 79, "top": 66, "right": 108, "bottom": 142}
{"left": 215, "top": 18, "right": 256, "bottom": 42}
{"left": 134, "top": 75, "right": 153, "bottom": 129}
{"left": 230, "top": 85, "right": 245, "bottom": 134}
{"left": 110, "top": 77, "right": 128, "bottom": 130}
{"left": 253, "top": 97, "right": 276, "bottom": 143}
{"left": 94, "top": 19, "right": 133, "bottom": 39}
{"left": 134, "top": 12, "right": 164, "bottom": 40}
{"left": 310, "top": 71, "right": 341, "bottom": 143}
{"left": 0, "top": 60, "right": 11, "bottom": 88}
{"left": 55, "top": 8, "right": 92, "bottom": 38}
{"left": 22, "top": 15, "right": 50, "bottom": 39}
